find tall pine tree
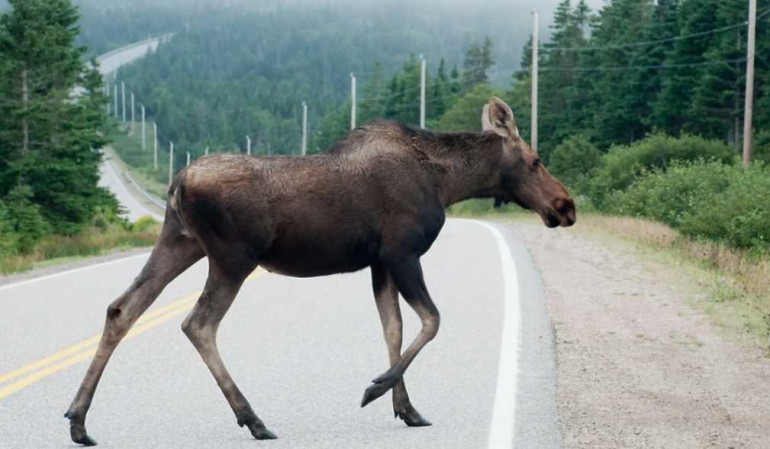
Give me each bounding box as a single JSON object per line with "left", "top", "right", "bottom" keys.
{"left": 0, "top": 0, "right": 116, "bottom": 234}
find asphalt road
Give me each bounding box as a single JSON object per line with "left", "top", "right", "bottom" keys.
{"left": 0, "top": 219, "right": 559, "bottom": 449}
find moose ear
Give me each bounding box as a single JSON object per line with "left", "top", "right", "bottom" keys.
{"left": 484, "top": 97, "right": 519, "bottom": 138}
{"left": 481, "top": 104, "right": 493, "bottom": 131}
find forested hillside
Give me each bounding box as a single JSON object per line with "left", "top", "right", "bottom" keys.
{"left": 75, "top": 0, "right": 609, "bottom": 161}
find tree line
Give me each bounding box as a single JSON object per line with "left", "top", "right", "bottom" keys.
{"left": 0, "top": 0, "right": 117, "bottom": 257}
{"left": 526, "top": 0, "right": 770, "bottom": 159}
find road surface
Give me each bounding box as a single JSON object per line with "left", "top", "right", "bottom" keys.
{"left": 0, "top": 220, "right": 559, "bottom": 449}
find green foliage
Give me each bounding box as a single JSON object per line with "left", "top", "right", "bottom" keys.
{"left": 754, "top": 131, "right": 770, "bottom": 165}
{"left": 604, "top": 161, "right": 770, "bottom": 250}
{"left": 434, "top": 84, "right": 504, "bottom": 132}
{"left": 0, "top": 202, "right": 19, "bottom": 257}
{"left": 548, "top": 135, "right": 602, "bottom": 194}
{"left": 461, "top": 37, "right": 495, "bottom": 93}
{"left": 589, "top": 134, "right": 736, "bottom": 206}
{"left": 0, "top": 0, "right": 120, "bottom": 255}
{"left": 131, "top": 215, "right": 159, "bottom": 233}
{"left": 2, "top": 185, "right": 50, "bottom": 254}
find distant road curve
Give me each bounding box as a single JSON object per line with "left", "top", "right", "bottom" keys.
{"left": 96, "top": 35, "right": 172, "bottom": 77}
{"left": 95, "top": 36, "right": 172, "bottom": 222}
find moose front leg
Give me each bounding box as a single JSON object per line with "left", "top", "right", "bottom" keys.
{"left": 369, "top": 264, "right": 432, "bottom": 427}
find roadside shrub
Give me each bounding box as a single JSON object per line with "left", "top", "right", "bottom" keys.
{"left": 3, "top": 185, "right": 51, "bottom": 254}
{"left": 590, "top": 134, "right": 736, "bottom": 207}
{"left": 604, "top": 161, "right": 770, "bottom": 250}
{"left": 548, "top": 135, "right": 602, "bottom": 194}
{"left": 131, "top": 215, "right": 160, "bottom": 233}
{"left": 0, "top": 202, "right": 19, "bottom": 257}
{"left": 681, "top": 163, "right": 770, "bottom": 249}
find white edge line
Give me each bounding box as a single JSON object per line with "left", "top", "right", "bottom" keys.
{"left": 469, "top": 220, "right": 521, "bottom": 449}
{"left": 0, "top": 252, "right": 150, "bottom": 293}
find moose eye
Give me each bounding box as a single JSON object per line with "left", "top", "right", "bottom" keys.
{"left": 532, "top": 158, "right": 541, "bottom": 168}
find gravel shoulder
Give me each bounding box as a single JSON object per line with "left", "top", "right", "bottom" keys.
{"left": 507, "top": 220, "right": 770, "bottom": 449}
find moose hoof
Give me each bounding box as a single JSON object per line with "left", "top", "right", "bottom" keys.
{"left": 65, "top": 414, "right": 97, "bottom": 446}
{"left": 240, "top": 418, "right": 277, "bottom": 440}
{"left": 396, "top": 409, "right": 432, "bottom": 427}
{"left": 361, "top": 375, "right": 399, "bottom": 408}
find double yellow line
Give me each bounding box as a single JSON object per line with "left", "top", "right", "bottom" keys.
{"left": 0, "top": 269, "right": 265, "bottom": 401}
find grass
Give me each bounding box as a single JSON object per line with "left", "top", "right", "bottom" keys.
{"left": 0, "top": 220, "right": 160, "bottom": 275}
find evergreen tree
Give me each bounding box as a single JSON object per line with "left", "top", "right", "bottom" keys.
{"left": 589, "top": 0, "right": 656, "bottom": 147}
{"left": 688, "top": 0, "right": 749, "bottom": 146}
{"left": 0, "top": 0, "right": 116, "bottom": 234}
{"left": 359, "top": 62, "right": 385, "bottom": 124}
{"left": 626, "top": 0, "right": 680, "bottom": 137}
{"left": 461, "top": 37, "right": 495, "bottom": 93}
{"left": 539, "top": 0, "right": 594, "bottom": 154}
{"left": 653, "top": 0, "right": 722, "bottom": 136}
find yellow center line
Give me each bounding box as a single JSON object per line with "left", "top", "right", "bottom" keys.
{"left": 0, "top": 268, "right": 266, "bottom": 400}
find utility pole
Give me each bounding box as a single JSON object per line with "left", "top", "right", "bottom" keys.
{"left": 246, "top": 135, "right": 251, "bottom": 155}
{"left": 105, "top": 83, "right": 110, "bottom": 115}
{"left": 121, "top": 82, "right": 126, "bottom": 123}
{"left": 186, "top": 151, "right": 191, "bottom": 167}
{"left": 350, "top": 73, "right": 357, "bottom": 130}
{"left": 531, "top": 11, "right": 539, "bottom": 151}
{"left": 141, "top": 105, "right": 146, "bottom": 150}
{"left": 130, "top": 92, "right": 135, "bottom": 135}
{"left": 169, "top": 142, "right": 174, "bottom": 187}
{"left": 743, "top": 0, "right": 757, "bottom": 168}
{"left": 420, "top": 55, "right": 426, "bottom": 129}
{"left": 205, "top": 147, "right": 209, "bottom": 156}
{"left": 113, "top": 85, "right": 118, "bottom": 119}
{"left": 302, "top": 101, "right": 308, "bottom": 156}
{"left": 153, "top": 123, "right": 158, "bottom": 170}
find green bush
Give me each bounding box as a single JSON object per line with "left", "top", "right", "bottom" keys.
{"left": 548, "top": 135, "right": 602, "bottom": 194}
{"left": 131, "top": 215, "right": 160, "bottom": 233}
{"left": 0, "top": 202, "right": 20, "bottom": 257}
{"left": 590, "top": 134, "right": 736, "bottom": 207}
{"left": 3, "top": 185, "right": 51, "bottom": 254}
{"left": 604, "top": 161, "right": 770, "bottom": 250}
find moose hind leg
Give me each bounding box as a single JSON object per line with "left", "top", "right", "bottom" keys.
{"left": 65, "top": 231, "right": 204, "bottom": 446}
{"left": 362, "top": 258, "right": 439, "bottom": 415}
{"left": 369, "top": 264, "right": 431, "bottom": 427}
{"left": 181, "top": 264, "right": 276, "bottom": 440}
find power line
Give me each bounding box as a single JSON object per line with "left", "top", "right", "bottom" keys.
{"left": 541, "top": 58, "right": 748, "bottom": 73}
{"left": 547, "top": 6, "right": 770, "bottom": 53}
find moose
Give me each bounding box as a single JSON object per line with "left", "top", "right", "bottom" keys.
{"left": 65, "top": 97, "right": 575, "bottom": 445}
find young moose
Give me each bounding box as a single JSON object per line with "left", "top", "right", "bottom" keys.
{"left": 65, "top": 97, "right": 575, "bottom": 445}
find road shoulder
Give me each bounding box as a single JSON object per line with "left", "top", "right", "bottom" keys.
{"left": 507, "top": 220, "right": 770, "bottom": 448}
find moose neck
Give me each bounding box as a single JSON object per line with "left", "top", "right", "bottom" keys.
{"left": 410, "top": 128, "right": 503, "bottom": 208}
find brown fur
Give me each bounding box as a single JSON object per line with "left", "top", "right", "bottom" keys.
{"left": 64, "top": 98, "right": 575, "bottom": 445}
